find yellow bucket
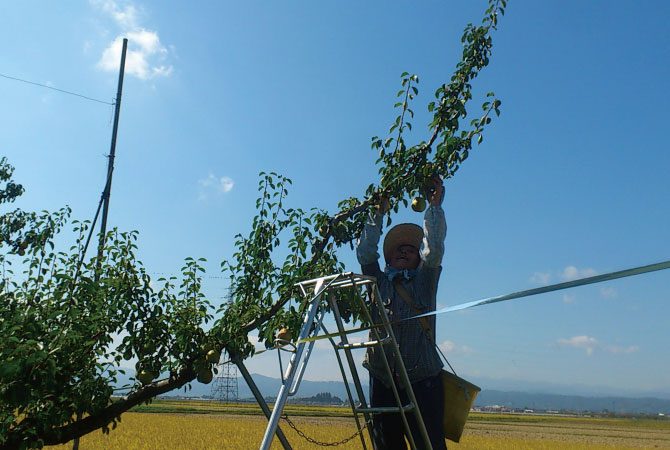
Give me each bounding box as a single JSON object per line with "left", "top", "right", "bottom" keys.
{"left": 441, "top": 370, "right": 481, "bottom": 443}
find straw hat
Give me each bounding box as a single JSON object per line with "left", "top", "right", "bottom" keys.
{"left": 383, "top": 223, "right": 423, "bottom": 264}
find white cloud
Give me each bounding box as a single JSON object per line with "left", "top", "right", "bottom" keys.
{"left": 604, "top": 344, "right": 639, "bottom": 354}
{"left": 600, "top": 287, "right": 618, "bottom": 299}
{"left": 220, "top": 177, "right": 234, "bottom": 193}
{"left": 562, "top": 293, "right": 576, "bottom": 304}
{"left": 530, "top": 265, "right": 599, "bottom": 285}
{"left": 438, "top": 340, "right": 472, "bottom": 354}
{"left": 530, "top": 271, "right": 551, "bottom": 285}
{"left": 92, "top": 0, "right": 173, "bottom": 80}
{"left": 93, "top": 0, "right": 139, "bottom": 28}
{"left": 557, "top": 335, "right": 638, "bottom": 356}
{"left": 198, "top": 173, "right": 235, "bottom": 200}
{"left": 560, "top": 266, "right": 598, "bottom": 281}
{"left": 557, "top": 335, "right": 598, "bottom": 355}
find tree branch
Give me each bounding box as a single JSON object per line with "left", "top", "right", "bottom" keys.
{"left": 1, "top": 369, "right": 196, "bottom": 450}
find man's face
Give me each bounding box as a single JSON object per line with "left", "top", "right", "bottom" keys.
{"left": 390, "top": 244, "right": 420, "bottom": 270}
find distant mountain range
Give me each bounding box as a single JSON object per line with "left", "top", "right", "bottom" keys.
{"left": 146, "top": 371, "right": 670, "bottom": 415}
{"left": 238, "top": 374, "right": 670, "bottom": 414}
{"left": 474, "top": 390, "right": 670, "bottom": 415}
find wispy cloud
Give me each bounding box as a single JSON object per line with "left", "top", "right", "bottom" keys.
{"left": 562, "top": 293, "right": 576, "bottom": 304}
{"left": 600, "top": 287, "right": 618, "bottom": 299}
{"left": 198, "top": 173, "right": 234, "bottom": 200}
{"left": 560, "top": 266, "right": 598, "bottom": 281}
{"left": 557, "top": 335, "right": 598, "bottom": 355}
{"left": 438, "top": 340, "right": 472, "bottom": 354}
{"left": 92, "top": 0, "right": 173, "bottom": 80}
{"left": 557, "top": 335, "right": 638, "bottom": 356}
{"left": 605, "top": 344, "right": 639, "bottom": 354}
{"left": 529, "top": 271, "right": 552, "bottom": 285}
{"left": 530, "top": 265, "right": 599, "bottom": 285}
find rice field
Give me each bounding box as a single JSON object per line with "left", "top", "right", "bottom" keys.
{"left": 46, "top": 401, "right": 670, "bottom": 450}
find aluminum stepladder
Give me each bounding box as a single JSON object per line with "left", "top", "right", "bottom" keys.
{"left": 259, "top": 272, "right": 432, "bottom": 450}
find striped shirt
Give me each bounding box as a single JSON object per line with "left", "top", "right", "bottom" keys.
{"left": 356, "top": 205, "right": 447, "bottom": 387}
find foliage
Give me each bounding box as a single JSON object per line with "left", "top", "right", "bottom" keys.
{"left": 216, "top": 0, "right": 506, "bottom": 350}
{"left": 0, "top": 1, "right": 506, "bottom": 448}
{"left": 0, "top": 156, "right": 37, "bottom": 255}
{"left": 0, "top": 157, "right": 220, "bottom": 449}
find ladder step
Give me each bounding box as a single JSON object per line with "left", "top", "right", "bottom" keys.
{"left": 356, "top": 402, "right": 415, "bottom": 414}
{"left": 338, "top": 336, "right": 391, "bottom": 349}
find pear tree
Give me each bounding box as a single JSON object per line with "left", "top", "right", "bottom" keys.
{"left": 0, "top": 1, "right": 506, "bottom": 448}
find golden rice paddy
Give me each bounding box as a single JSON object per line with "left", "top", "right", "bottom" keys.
{"left": 45, "top": 401, "right": 670, "bottom": 450}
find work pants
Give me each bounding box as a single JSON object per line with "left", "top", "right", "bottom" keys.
{"left": 370, "top": 373, "right": 447, "bottom": 450}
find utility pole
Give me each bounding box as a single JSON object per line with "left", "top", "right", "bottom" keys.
{"left": 73, "top": 37, "right": 128, "bottom": 450}
{"left": 97, "top": 37, "right": 128, "bottom": 262}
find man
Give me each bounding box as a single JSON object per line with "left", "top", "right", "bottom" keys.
{"left": 356, "top": 176, "right": 447, "bottom": 450}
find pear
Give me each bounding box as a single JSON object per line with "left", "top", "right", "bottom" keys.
{"left": 197, "top": 368, "right": 213, "bottom": 384}
{"left": 276, "top": 328, "right": 293, "bottom": 342}
{"left": 205, "top": 349, "right": 221, "bottom": 364}
{"left": 411, "top": 197, "right": 426, "bottom": 213}
{"left": 136, "top": 369, "right": 155, "bottom": 386}
{"left": 200, "top": 343, "right": 213, "bottom": 354}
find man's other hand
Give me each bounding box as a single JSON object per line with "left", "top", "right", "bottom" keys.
{"left": 427, "top": 176, "right": 444, "bottom": 206}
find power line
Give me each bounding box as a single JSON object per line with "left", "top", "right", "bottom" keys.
{"left": 148, "top": 272, "right": 230, "bottom": 280}
{"left": 0, "top": 72, "right": 115, "bottom": 106}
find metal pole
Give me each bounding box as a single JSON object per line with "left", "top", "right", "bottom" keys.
{"left": 97, "top": 37, "right": 127, "bottom": 262}
{"left": 326, "top": 290, "right": 371, "bottom": 448}
{"left": 232, "top": 354, "right": 293, "bottom": 450}
{"left": 260, "top": 286, "right": 325, "bottom": 450}
{"left": 73, "top": 38, "right": 127, "bottom": 450}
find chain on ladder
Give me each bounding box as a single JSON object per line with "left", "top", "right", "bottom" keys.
{"left": 281, "top": 414, "right": 372, "bottom": 447}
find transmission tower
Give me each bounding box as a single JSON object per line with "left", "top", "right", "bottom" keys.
{"left": 211, "top": 286, "right": 238, "bottom": 402}
{"left": 211, "top": 350, "right": 239, "bottom": 402}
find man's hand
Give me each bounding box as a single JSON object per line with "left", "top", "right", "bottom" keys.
{"left": 375, "top": 194, "right": 390, "bottom": 215}
{"left": 426, "top": 176, "right": 444, "bottom": 206}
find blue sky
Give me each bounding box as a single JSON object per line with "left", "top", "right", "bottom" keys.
{"left": 2, "top": 1, "right": 669, "bottom": 396}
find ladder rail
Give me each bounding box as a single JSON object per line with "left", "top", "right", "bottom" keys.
{"left": 322, "top": 323, "right": 369, "bottom": 450}
{"left": 259, "top": 281, "right": 326, "bottom": 450}
{"left": 357, "top": 283, "right": 418, "bottom": 449}
{"left": 258, "top": 272, "right": 434, "bottom": 450}
{"left": 232, "top": 354, "right": 293, "bottom": 450}
{"left": 289, "top": 308, "right": 324, "bottom": 396}
{"left": 359, "top": 282, "right": 433, "bottom": 450}
{"left": 326, "top": 290, "right": 374, "bottom": 446}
